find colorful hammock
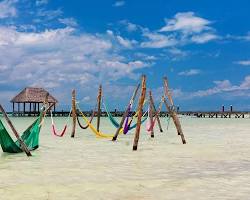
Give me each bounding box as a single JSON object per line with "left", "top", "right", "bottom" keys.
{"left": 147, "top": 100, "right": 164, "bottom": 132}
{"left": 50, "top": 110, "right": 71, "bottom": 137}
{"left": 76, "top": 103, "right": 115, "bottom": 139}
{"left": 103, "top": 102, "right": 147, "bottom": 132}
{"left": 77, "top": 109, "right": 95, "bottom": 129}
{"left": 0, "top": 112, "right": 42, "bottom": 153}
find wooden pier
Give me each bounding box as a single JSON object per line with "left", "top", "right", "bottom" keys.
{"left": 3, "top": 110, "right": 249, "bottom": 119}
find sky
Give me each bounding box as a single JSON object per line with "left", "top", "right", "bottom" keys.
{"left": 0, "top": 0, "right": 250, "bottom": 111}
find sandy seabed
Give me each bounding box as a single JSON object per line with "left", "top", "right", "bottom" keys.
{"left": 0, "top": 116, "right": 250, "bottom": 200}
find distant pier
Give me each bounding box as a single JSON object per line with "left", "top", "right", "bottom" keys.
{"left": 4, "top": 110, "right": 250, "bottom": 118}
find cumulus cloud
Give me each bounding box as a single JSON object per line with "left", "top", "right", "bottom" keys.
{"left": 141, "top": 12, "right": 218, "bottom": 49}
{"left": 0, "top": 0, "right": 17, "bottom": 19}
{"left": 0, "top": 26, "right": 149, "bottom": 108}
{"left": 160, "top": 12, "right": 211, "bottom": 34}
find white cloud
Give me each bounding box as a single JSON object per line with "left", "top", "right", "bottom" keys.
{"left": 59, "top": 18, "right": 78, "bottom": 27}
{"left": 160, "top": 12, "right": 211, "bottom": 34}
{"left": 141, "top": 32, "right": 177, "bottom": 48}
{"left": 113, "top": 1, "right": 125, "bottom": 7}
{"left": 235, "top": 60, "right": 250, "bottom": 66}
{"left": 0, "top": 0, "right": 17, "bottom": 19}
{"left": 119, "top": 20, "right": 138, "bottom": 32}
{"left": 187, "top": 77, "right": 250, "bottom": 98}
{"left": 116, "top": 35, "right": 137, "bottom": 48}
{"left": 36, "top": 0, "right": 48, "bottom": 6}
{"left": 0, "top": 26, "right": 150, "bottom": 108}
{"left": 191, "top": 33, "right": 218, "bottom": 43}
{"left": 141, "top": 12, "right": 218, "bottom": 49}
{"left": 178, "top": 69, "right": 201, "bottom": 76}
{"left": 226, "top": 32, "right": 250, "bottom": 41}
{"left": 37, "top": 8, "right": 62, "bottom": 20}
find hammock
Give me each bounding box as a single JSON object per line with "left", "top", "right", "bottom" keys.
{"left": 76, "top": 103, "right": 115, "bottom": 139}
{"left": 77, "top": 108, "right": 96, "bottom": 129}
{"left": 50, "top": 110, "right": 71, "bottom": 137}
{"left": 0, "top": 112, "right": 42, "bottom": 153}
{"left": 103, "top": 102, "right": 147, "bottom": 133}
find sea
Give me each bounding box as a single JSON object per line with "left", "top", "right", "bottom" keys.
{"left": 0, "top": 116, "right": 249, "bottom": 200}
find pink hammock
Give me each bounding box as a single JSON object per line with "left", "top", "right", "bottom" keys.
{"left": 50, "top": 110, "right": 70, "bottom": 137}
{"left": 52, "top": 124, "right": 67, "bottom": 137}
{"left": 146, "top": 101, "right": 163, "bottom": 132}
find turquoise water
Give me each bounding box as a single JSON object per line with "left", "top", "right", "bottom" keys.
{"left": 0, "top": 116, "right": 250, "bottom": 200}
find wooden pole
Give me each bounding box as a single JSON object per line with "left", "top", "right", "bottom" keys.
{"left": 0, "top": 104, "right": 32, "bottom": 156}
{"left": 112, "top": 83, "right": 140, "bottom": 141}
{"left": 12, "top": 102, "right": 14, "bottom": 113}
{"left": 71, "top": 89, "right": 77, "bottom": 138}
{"left": 18, "top": 102, "right": 20, "bottom": 116}
{"left": 163, "top": 76, "right": 186, "bottom": 144}
{"left": 133, "top": 75, "right": 146, "bottom": 151}
{"left": 149, "top": 92, "right": 154, "bottom": 138}
{"left": 149, "top": 91, "right": 163, "bottom": 132}
{"left": 97, "top": 85, "right": 102, "bottom": 132}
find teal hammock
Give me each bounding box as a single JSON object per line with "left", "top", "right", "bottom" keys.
{"left": 0, "top": 113, "right": 42, "bottom": 153}
{"left": 103, "top": 102, "right": 147, "bottom": 131}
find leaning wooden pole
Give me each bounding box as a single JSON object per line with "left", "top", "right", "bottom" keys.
{"left": 149, "top": 91, "right": 163, "bottom": 132}
{"left": 149, "top": 92, "right": 154, "bottom": 138}
{"left": 112, "top": 83, "right": 140, "bottom": 141}
{"left": 0, "top": 105, "right": 32, "bottom": 156}
{"left": 96, "top": 85, "right": 102, "bottom": 132}
{"left": 71, "top": 89, "right": 77, "bottom": 138}
{"left": 133, "top": 75, "right": 146, "bottom": 151}
{"left": 163, "top": 77, "right": 186, "bottom": 144}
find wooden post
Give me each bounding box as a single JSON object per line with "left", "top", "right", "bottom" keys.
{"left": 133, "top": 75, "right": 146, "bottom": 151}
{"left": 112, "top": 83, "right": 140, "bottom": 141}
{"left": 163, "top": 76, "right": 186, "bottom": 144}
{"left": 18, "top": 102, "right": 20, "bottom": 116}
{"left": 97, "top": 85, "right": 102, "bottom": 132}
{"left": 149, "top": 91, "right": 163, "bottom": 132}
{"left": 12, "top": 102, "right": 14, "bottom": 113}
{"left": 71, "top": 89, "right": 77, "bottom": 138}
{"left": 0, "top": 104, "right": 32, "bottom": 156}
{"left": 149, "top": 92, "right": 154, "bottom": 138}
{"left": 222, "top": 105, "right": 225, "bottom": 112}
{"left": 23, "top": 103, "right": 26, "bottom": 114}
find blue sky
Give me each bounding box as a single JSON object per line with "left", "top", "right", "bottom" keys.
{"left": 0, "top": 0, "right": 250, "bottom": 111}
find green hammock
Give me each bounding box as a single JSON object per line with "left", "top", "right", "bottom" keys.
{"left": 104, "top": 103, "right": 147, "bottom": 130}
{"left": 0, "top": 113, "right": 42, "bottom": 153}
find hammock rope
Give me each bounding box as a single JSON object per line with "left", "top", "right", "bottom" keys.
{"left": 50, "top": 109, "right": 71, "bottom": 137}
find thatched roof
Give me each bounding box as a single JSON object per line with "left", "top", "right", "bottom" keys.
{"left": 11, "top": 87, "right": 58, "bottom": 103}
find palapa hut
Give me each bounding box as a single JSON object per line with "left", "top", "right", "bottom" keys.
{"left": 11, "top": 87, "right": 58, "bottom": 115}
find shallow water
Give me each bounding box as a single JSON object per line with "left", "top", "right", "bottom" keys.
{"left": 0, "top": 116, "right": 250, "bottom": 200}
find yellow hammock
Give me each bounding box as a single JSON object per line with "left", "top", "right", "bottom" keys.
{"left": 77, "top": 103, "right": 121, "bottom": 139}
{"left": 77, "top": 102, "right": 147, "bottom": 139}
